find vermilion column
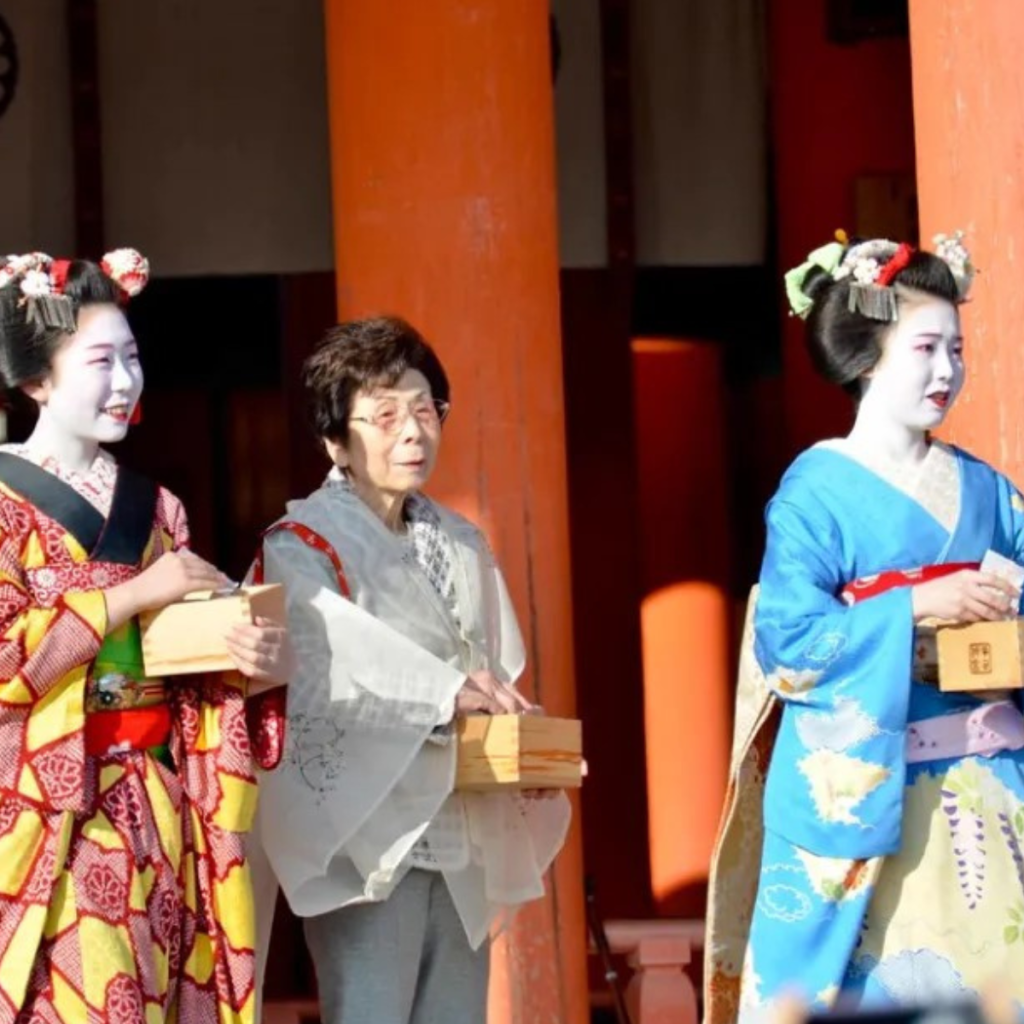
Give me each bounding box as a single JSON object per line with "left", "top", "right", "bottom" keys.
{"left": 322, "top": 4, "right": 587, "bottom": 1024}
{"left": 909, "top": 1, "right": 1024, "bottom": 480}
{"left": 632, "top": 340, "right": 731, "bottom": 917}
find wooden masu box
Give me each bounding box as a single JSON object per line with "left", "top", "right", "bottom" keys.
{"left": 455, "top": 714, "right": 583, "bottom": 791}
{"left": 922, "top": 617, "right": 1024, "bottom": 692}
{"left": 140, "top": 585, "right": 286, "bottom": 677}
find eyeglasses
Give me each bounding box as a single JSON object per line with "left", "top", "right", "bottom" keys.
{"left": 349, "top": 397, "right": 451, "bottom": 435}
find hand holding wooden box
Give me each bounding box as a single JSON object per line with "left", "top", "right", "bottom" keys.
{"left": 140, "top": 584, "right": 286, "bottom": 677}
{"left": 455, "top": 714, "right": 583, "bottom": 791}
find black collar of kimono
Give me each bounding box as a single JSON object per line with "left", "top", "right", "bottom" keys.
{"left": 0, "top": 452, "right": 157, "bottom": 565}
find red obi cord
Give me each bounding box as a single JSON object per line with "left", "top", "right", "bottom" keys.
{"left": 841, "top": 562, "right": 978, "bottom": 605}
{"left": 244, "top": 518, "right": 349, "bottom": 771}
{"left": 85, "top": 704, "right": 172, "bottom": 756}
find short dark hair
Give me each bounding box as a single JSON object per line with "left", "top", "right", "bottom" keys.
{"left": 0, "top": 259, "right": 122, "bottom": 389}
{"left": 804, "top": 251, "right": 961, "bottom": 397}
{"left": 303, "top": 316, "right": 450, "bottom": 444}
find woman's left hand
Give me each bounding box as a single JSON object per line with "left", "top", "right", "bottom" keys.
{"left": 225, "top": 616, "right": 295, "bottom": 694}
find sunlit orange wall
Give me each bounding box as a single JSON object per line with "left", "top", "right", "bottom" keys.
{"left": 910, "top": 0, "right": 1024, "bottom": 484}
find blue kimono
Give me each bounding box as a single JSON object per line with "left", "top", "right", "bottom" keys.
{"left": 741, "top": 442, "right": 1024, "bottom": 1015}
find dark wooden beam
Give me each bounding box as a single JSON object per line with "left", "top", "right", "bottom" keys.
{"left": 600, "top": 0, "right": 635, "bottom": 282}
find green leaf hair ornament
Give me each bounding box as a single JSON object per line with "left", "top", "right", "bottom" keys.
{"left": 784, "top": 239, "right": 847, "bottom": 319}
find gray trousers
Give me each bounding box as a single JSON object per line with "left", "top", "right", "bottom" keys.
{"left": 303, "top": 870, "right": 490, "bottom": 1024}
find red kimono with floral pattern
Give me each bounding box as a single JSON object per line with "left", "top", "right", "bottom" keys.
{"left": 0, "top": 453, "right": 280, "bottom": 1024}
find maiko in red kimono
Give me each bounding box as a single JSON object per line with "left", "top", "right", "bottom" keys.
{"left": 0, "top": 449, "right": 281, "bottom": 1024}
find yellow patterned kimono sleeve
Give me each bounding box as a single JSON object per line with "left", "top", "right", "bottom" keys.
{"left": 0, "top": 510, "right": 111, "bottom": 811}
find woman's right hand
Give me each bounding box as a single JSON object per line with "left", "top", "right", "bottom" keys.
{"left": 455, "top": 669, "right": 535, "bottom": 716}
{"left": 911, "top": 569, "right": 1019, "bottom": 624}
{"left": 104, "top": 551, "right": 231, "bottom": 632}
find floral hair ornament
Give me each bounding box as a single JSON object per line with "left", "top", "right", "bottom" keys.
{"left": 932, "top": 230, "right": 976, "bottom": 300}
{"left": 787, "top": 229, "right": 976, "bottom": 324}
{"left": 783, "top": 232, "right": 848, "bottom": 319}
{"left": 832, "top": 239, "right": 913, "bottom": 322}
{"left": 100, "top": 248, "right": 150, "bottom": 301}
{"left": 0, "top": 253, "right": 77, "bottom": 333}
{"left": 0, "top": 246, "right": 149, "bottom": 333}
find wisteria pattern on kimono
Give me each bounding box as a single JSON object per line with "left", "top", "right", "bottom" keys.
{"left": 705, "top": 442, "right": 1024, "bottom": 1023}
{"left": 249, "top": 472, "right": 571, "bottom": 977}
{"left": 0, "top": 450, "right": 278, "bottom": 1024}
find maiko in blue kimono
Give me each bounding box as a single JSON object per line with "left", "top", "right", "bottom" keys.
{"left": 748, "top": 442, "right": 1024, "bottom": 1011}
{"left": 704, "top": 231, "right": 1024, "bottom": 1024}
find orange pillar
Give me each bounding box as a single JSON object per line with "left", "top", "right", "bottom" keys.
{"left": 632, "top": 339, "right": 731, "bottom": 918}
{"left": 909, "top": 1, "right": 1024, "bottom": 479}
{"left": 321, "top": 5, "right": 587, "bottom": 1024}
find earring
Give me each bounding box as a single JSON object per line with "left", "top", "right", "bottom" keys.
{"left": 130, "top": 402, "right": 142, "bottom": 426}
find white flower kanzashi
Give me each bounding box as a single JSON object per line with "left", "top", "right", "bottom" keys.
{"left": 0, "top": 252, "right": 53, "bottom": 290}
{"left": 851, "top": 258, "right": 881, "bottom": 286}
{"left": 832, "top": 239, "right": 899, "bottom": 288}
{"left": 933, "top": 231, "right": 968, "bottom": 270}
{"left": 100, "top": 248, "right": 150, "bottom": 298}
{"left": 20, "top": 269, "right": 53, "bottom": 298}
{"left": 933, "top": 230, "right": 975, "bottom": 298}
{"left": 7, "top": 253, "right": 46, "bottom": 274}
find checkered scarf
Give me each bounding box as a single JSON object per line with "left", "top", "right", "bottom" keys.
{"left": 404, "top": 492, "right": 461, "bottom": 628}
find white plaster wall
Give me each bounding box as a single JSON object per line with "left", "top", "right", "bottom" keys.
{"left": 552, "top": 0, "right": 608, "bottom": 269}
{"left": 0, "top": 0, "right": 768, "bottom": 277}
{"left": 631, "top": 0, "right": 767, "bottom": 266}
{"left": 0, "top": 0, "right": 75, "bottom": 256}
{"left": 97, "top": 0, "right": 334, "bottom": 276}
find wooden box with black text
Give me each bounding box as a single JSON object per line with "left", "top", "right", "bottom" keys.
{"left": 935, "top": 618, "right": 1024, "bottom": 692}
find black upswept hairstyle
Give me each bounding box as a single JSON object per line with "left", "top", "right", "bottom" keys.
{"left": 802, "top": 251, "right": 961, "bottom": 397}
{"left": 0, "top": 260, "right": 122, "bottom": 389}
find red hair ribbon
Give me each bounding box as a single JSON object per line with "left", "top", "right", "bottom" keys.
{"left": 876, "top": 242, "right": 915, "bottom": 287}
{"left": 49, "top": 259, "right": 72, "bottom": 296}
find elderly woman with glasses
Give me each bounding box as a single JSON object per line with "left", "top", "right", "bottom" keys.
{"left": 249, "top": 316, "right": 571, "bottom": 1024}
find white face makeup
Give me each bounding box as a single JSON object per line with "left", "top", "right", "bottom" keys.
{"left": 34, "top": 304, "right": 143, "bottom": 447}
{"left": 859, "top": 292, "right": 965, "bottom": 433}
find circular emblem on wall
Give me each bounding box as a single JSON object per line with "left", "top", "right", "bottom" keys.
{"left": 0, "top": 15, "right": 19, "bottom": 121}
